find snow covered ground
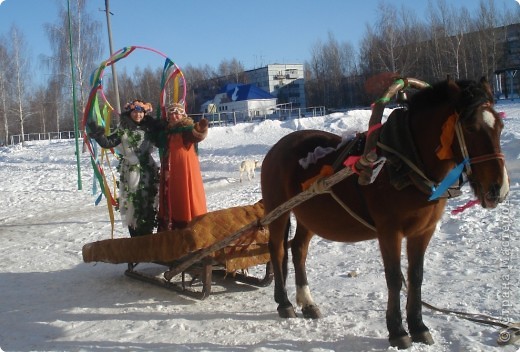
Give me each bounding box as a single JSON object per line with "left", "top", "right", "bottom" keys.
{"left": 0, "top": 101, "right": 518, "bottom": 352}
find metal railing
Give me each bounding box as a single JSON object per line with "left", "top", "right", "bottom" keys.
{"left": 193, "top": 106, "right": 326, "bottom": 127}
{"left": 6, "top": 106, "right": 327, "bottom": 145}
{"left": 8, "top": 131, "right": 77, "bottom": 145}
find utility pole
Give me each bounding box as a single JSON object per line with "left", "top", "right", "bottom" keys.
{"left": 103, "top": 0, "right": 121, "bottom": 116}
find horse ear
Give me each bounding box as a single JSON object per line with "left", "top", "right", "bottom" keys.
{"left": 446, "top": 75, "right": 460, "bottom": 102}
{"left": 479, "top": 76, "right": 494, "bottom": 102}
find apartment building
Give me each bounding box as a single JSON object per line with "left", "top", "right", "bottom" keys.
{"left": 245, "top": 64, "right": 306, "bottom": 108}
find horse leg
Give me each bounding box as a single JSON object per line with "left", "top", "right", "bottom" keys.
{"left": 379, "top": 234, "right": 412, "bottom": 349}
{"left": 292, "top": 222, "right": 322, "bottom": 319}
{"left": 269, "top": 214, "right": 297, "bottom": 318}
{"left": 406, "top": 235, "right": 435, "bottom": 345}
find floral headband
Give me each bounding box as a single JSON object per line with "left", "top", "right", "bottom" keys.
{"left": 124, "top": 100, "right": 153, "bottom": 113}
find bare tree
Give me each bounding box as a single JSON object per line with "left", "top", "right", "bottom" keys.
{"left": 9, "top": 25, "right": 31, "bottom": 145}
{"left": 358, "top": 25, "right": 377, "bottom": 76}
{"left": 109, "top": 66, "right": 162, "bottom": 110}
{"left": 307, "top": 32, "right": 361, "bottom": 108}
{"left": 340, "top": 41, "right": 360, "bottom": 106}
{"left": 183, "top": 64, "right": 218, "bottom": 113}
{"left": 112, "top": 69, "right": 138, "bottom": 107}
{"left": 373, "top": 2, "right": 401, "bottom": 73}
{"left": 47, "top": 77, "right": 65, "bottom": 132}
{"left": 28, "top": 86, "right": 48, "bottom": 134}
{"left": 308, "top": 34, "right": 336, "bottom": 107}
{"left": 307, "top": 39, "right": 325, "bottom": 106}
{"left": 319, "top": 33, "right": 342, "bottom": 107}
{"left": 474, "top": 0, "right": 501, "bottom": 77}
{"left": 217, "top": 58, "right": 246, "bottom": 83}
{"left": 425, "top": 0, "right": 465, "bottom": 78}
{"left": 451, "top": 7, "right": 472, "bottom": 78}
{"left": 137, "top": 66, "right": 163, "bottom": 105}
{"left": 43, "top": 0, "right": 103, "bottom": 125}
{"left": 359, "top": 1, "right": 419, "bottom": 76}
{"left": 0, "top": 38, "right": 12, "bottom": 145}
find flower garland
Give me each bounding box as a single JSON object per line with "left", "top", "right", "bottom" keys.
{"left": 116, "top": 127, "right": 159, "bottom": 234}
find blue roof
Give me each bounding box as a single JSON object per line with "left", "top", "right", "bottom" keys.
{"left": 220, "top": 83, "right": 275, "bottom": 101}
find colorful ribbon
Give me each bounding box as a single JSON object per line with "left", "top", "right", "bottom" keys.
{"left": 429, "top": 158, "right": 469, "bottom": 201}
{"left": 451, "top": 199, "right": 480, "bottom": 215}
{"left": 81, "top": 46, "right": 187, "bottom": 237}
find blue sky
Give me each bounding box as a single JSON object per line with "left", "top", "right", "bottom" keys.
{"left": 0, "top": 0, "right": 519, "bottom": 84}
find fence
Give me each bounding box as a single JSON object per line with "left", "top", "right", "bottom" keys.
{"left": 8, "top": 131, "right": 77, "bottom": 146}
{"left": 193, "top": 105, "right": 326, "bottom": 127}
{"left": 7, "top": 105, "right": 327, "bottom": 145}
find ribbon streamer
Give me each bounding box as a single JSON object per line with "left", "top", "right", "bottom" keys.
{"left": 429, "top": 158, "right": 469, "bottom": 201}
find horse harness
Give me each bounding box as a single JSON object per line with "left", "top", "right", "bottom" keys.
{"left": 308, "top": 107, "right": 459, "bottom": 233}
{"left": 452, "top": 101, "right": 505, "bottom": 176}
{"left": 377, "top": 107, "right": 464, "bottom": 198}
{"left": 306, "top": 98, "right": 508, "bottom": 234}
{"left": 303, "top": 109, "right": 462, "bottom": 233}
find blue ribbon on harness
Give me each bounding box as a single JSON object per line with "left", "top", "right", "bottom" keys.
{"left": 429, "top": 158, "right": 469, "bottom": 201}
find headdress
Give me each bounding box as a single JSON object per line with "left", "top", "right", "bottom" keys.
{"left": 167, "top": 102, "right": 187, "bottom": 117}
{"left": 124, "top": 100, "right": 153, "bottom": 113}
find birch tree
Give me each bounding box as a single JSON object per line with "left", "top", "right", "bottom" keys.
{"left": 9, "top": 25, "right": 31, "bottom": 145}
{"left": 44, "top": 0, "right": 102, "bottom": 124}
{"left": 0, "top": 38, "right": 11, "bottom": 145}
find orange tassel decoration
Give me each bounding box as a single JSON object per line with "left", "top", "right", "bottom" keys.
{"left": 301, "top": 165, "right": 334, "bottom": 190}
{"left": 436, "top": 113, "right": 458, "bottom": 160}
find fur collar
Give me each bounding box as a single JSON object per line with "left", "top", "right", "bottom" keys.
{"left": 168, "top": 116, "right": 194, "bottom": 129}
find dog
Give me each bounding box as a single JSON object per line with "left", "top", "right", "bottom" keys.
{"left": 239, "top": 160, "right": 260, "bottom": 182}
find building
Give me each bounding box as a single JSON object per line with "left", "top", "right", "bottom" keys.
{"left": 245, "top": 64, "right": 306, "bottom": 108}
{"left": 201, "top": 83, "right": 277, "bottom": 122}
{"left": 493, "top": 23, "right": 520, "bottom": 99}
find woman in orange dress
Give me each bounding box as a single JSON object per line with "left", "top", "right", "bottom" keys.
{"left": 158, "top": 103, "right": 209, "bottom": 230}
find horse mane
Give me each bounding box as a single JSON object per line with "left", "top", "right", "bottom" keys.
{"left": 407, "top": 78, "right": 491, "bottom": 123}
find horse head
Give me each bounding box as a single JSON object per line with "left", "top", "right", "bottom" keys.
{"left": 447, "top": 77, "right": 509, "bottom": 208}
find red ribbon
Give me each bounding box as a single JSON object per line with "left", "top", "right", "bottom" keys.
{"left": 451, "top": 199, "right": 480, "bottom": 215}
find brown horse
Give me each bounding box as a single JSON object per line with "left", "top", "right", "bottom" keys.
{"left": 260, "top": 77, "right": 509, "bottom": 349}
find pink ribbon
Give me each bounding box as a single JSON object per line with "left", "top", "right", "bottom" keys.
{"left": 451, "top": 199, "right": 480, "bottom": 215}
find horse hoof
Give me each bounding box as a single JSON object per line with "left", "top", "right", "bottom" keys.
{"left": 411, "top": 331, "right": 434, "bottom": 345}
{"left": 302, "top": 305, "right": 322, "bottom": 319}
{"left": 389, "top": 335, "right": 412, "bottom": 350}
{"left": 277, "top": 305, "right": 298, "bottom": 318}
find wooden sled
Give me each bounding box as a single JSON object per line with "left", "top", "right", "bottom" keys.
{"left": 125, "top": 260, "right": 273, "bottom": 300}
{"left": 83, "top": 201, "right": 273, "bottom": 299}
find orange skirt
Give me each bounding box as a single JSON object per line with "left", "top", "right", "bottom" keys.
{"left": 158, "top": 134, "right": 207, "bottom": 229}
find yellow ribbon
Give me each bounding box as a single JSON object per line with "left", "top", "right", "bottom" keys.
{"left": 98, "top": 148, "right": 118, "bottom": 238}
{"left": 173, "top": 74, "right": 179, "bottom": 104}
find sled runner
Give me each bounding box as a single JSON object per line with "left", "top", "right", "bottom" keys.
{"left": 83, "top": 201, "right": 273, "bottom": 299}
